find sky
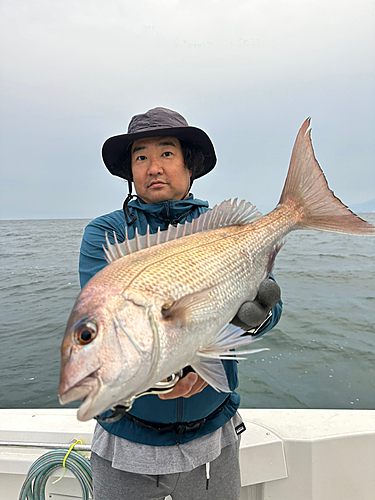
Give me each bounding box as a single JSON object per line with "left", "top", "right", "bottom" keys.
{"left": 0, "top": 0, "right": 374, "bottom": 219}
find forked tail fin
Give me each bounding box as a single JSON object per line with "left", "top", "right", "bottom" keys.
{"left": 279, "top": 118, "right": 375, "bottom": 235}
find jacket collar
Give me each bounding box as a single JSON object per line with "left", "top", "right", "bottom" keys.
{"left": 128, "top": 194, "right": 209, "bottom": 225}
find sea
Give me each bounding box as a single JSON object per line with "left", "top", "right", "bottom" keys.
{"left": 0, "top": 215, "right": 374, "bottom": 412}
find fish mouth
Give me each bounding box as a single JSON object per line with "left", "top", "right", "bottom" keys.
{"left": 59, "top": 369, "right": 101, "bottom": 421}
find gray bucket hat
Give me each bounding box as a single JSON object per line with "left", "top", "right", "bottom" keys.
{"left": 102, "top": 107, "right": 217, "bottom": 181}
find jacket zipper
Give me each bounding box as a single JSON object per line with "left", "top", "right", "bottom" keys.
{"left": 176, "top": 398, "right": 183, "bottom": 444}
{"left": 164, "top": 201, "right": 170, "bottom": 220}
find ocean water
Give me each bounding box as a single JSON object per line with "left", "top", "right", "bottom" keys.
{"left": 0, "top": 215, "right": 374, "bottom": 411}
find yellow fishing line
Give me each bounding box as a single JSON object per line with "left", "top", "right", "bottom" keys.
{"left": 52, "top": 440, "right": 83, "bottom": 484}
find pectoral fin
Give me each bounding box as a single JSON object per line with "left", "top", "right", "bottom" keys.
{"left": 161, "top": 287, "right": 215, "bottom": 325}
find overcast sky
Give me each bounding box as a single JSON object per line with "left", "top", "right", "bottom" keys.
{"left": 1, "top": 0, "right": 374, "bottom": 219}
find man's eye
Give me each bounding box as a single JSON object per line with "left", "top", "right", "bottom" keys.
{"left": 136, "top": 155, "right": 146, "bottom": 161}
{"left": 162, "top": 151, "right": 172, "bottom": 157}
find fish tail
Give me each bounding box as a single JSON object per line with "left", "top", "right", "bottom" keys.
{"left": 278, "top": 118, "right": 375, "bottom": 235}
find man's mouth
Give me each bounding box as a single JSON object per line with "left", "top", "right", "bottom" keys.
{"left": 149, "top": 180, "right": 167, "bottom": 188}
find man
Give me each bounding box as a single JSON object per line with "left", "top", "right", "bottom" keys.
{"left": 79, "top": 107, "right": 282, "bottom": 499}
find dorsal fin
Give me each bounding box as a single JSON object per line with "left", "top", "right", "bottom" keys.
{"left": 103, "top": 198, "right": 262, "bottom": 263}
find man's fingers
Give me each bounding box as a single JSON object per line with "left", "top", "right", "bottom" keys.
{"left": 182, "top": 379, "right": 208, "bottom": 398}
{"left": 231, "top": 279, "right": 281, "bottom": 330}
{"left": 158, "top": 372, "right": 198, "bottom": 400}
{"left": 236, "top": 301, "right": 268, "bottom": 328}
{"left": 257, "top": 279, "right": 281, "bottom": 308}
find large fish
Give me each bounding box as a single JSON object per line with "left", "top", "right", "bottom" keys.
{"left": 59, "top": 119, "right": 375, "bottom": 421}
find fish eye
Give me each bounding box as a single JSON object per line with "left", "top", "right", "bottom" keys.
{"left": 75, "top": 320, "right": 98, "bottom": 345}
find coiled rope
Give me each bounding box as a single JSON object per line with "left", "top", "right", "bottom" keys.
{"left": 19, "top": 442, "right": 92, "bottom": 500}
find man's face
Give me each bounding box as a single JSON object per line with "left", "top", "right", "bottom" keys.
{"left": 131, "top": 136, "right": 191, "bottom": 204}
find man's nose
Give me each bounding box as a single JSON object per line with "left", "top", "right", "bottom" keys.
{"left": 148, "top": 156, "right": 163, "bottom": 175}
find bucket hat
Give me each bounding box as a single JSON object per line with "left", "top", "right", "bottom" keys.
{"left": 102, "top": 107, "right": 217, "bottom": 181}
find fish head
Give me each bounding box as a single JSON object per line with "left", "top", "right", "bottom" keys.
{"left": 59, "top": 285, "right": 156, "bottom": 421}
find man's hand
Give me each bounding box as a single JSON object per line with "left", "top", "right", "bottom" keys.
{"left": 158, "top": 372, "right": 207, "bottom": 400}
{"left": 231, "top": 278, "right": 281, "bottom": 330}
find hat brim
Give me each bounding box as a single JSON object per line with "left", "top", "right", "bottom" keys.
{"left": 102, "top": 126, "right": 216, "bottom": 181}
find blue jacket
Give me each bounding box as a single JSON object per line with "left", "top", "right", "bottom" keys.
{"left": 79, "top": 195, "right": 282, "bottom": 446}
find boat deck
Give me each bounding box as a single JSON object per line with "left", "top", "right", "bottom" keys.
{"left": 1, "top": 408, "right": 374, "bottom": 499}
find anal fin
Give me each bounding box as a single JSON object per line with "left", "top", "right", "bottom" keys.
{"left": 190, "top": 358, "right": 231, "bottom": 393}
{"left": 191, "top": 324, "right": 269, "bottom": 392}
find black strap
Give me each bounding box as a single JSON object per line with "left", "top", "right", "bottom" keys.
{"left": 123, "top": 181, "right": 137, "bottom": 226}
{"left": 124, "top": 395, "right": 231, "bottom": 435}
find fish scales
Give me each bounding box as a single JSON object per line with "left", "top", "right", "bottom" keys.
{"left": 96, "top": 224, "right": 275, "bottom": 324}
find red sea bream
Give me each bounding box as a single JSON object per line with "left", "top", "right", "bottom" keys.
{"left": 59, "top": 119, "right": 375, "bottom": 421}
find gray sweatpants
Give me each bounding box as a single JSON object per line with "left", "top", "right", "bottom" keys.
{"left": 90, "top": 440, "right": 241, "bottom": 500}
